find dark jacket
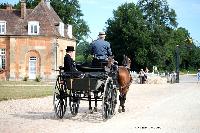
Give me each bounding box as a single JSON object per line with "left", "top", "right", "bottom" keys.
{"left": 91, "top": 39, "right": 112, "bottom": 60}
{"left": 64, "top": 54, "right": 75, "bottom": 72}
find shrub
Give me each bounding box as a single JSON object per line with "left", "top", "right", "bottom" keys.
{"left": 23, "top": 76, "right": 28, "bottom": 81}
{"left": 35, "top": 75, "right": 41, "bottom": 82}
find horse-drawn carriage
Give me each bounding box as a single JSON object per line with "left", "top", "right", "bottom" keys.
{"left": 53, "top": 61, "right": 119, "bottom": 120}
{"left": 53, "top": 56, "right": 132, "bottom": 120}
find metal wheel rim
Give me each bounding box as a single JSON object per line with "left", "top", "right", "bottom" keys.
{"left": 53, "top": 79, "right": 67, "bottom": 119}
{"left": 53, "top": 92, "right": 66, "bottom": 119}
{"left": 102, "top": 77, "right": 113, "bottom": 120}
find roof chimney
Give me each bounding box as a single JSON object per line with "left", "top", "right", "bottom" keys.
{"left": 20, "top": 0, "right": 26, "bottom": 19}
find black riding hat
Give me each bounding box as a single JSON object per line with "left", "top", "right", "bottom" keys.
{"left": 65, "top": 46, "right": 75, "bottom": 52}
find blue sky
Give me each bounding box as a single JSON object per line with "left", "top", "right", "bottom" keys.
{"left": 2, "top": 0, "right": 200, "bottom": 45}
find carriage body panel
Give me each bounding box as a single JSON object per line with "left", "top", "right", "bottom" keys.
{"left": 53, "top": 63, "right": 119, "bottom": 120}
{"left": 66, "top": 78, "right": 98, "bottom": 92}
{"left": 63, "top": 71, "right": 105, "bottom": 92}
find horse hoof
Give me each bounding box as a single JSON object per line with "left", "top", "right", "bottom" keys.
{"left": 118, "top": 108, "right": 122, "bottom": 113}
{"left": 93, "top": 107, "right": 98, "bottom": 112}
{"left": 89, "top": 109, "right": 93, "bottom": 114}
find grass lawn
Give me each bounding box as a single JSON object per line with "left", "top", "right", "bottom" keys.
{"left": 0, "top": 80, "right": 53, "bottom": 85}
{"left": 0, "top": 81, "right": 54, "bottom": 101}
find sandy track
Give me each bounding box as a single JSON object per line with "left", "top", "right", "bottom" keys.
{"left": 1, "top": 81, "right": 200, "bottom": 133}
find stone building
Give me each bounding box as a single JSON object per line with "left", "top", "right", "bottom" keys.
{"left": 0, "top": 0, "right": 76, "bottom": 80}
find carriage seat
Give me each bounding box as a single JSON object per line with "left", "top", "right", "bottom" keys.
{"left": 76, "top": 63, "right": 105, "bottom": 72}
{"left": 58, "top": 66, "right": 85, "bottom": 78}
{"left": 62, "top": 71, "right": 85, "bottom": 79}
{"left": 78, "top": 66, "right": 105, "bottom": 72}
{"left": 59, "top": 67, "right": 104, "bottom": 79}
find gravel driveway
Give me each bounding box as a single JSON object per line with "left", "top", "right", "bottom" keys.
{"left": 0, "top": 75, "right": 200, "bottom": 133}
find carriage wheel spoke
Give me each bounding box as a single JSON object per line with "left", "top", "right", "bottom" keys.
{"left": 102, "top": 77, "right": 116, "bottom": 120}
{"left": 53, "top": 79, "right": 67, "bottom": 119}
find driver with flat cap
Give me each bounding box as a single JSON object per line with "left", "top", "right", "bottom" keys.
{"left": 91, "top": 32, "right": 112, "bottom": 66}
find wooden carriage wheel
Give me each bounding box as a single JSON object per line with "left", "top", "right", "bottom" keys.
{"left": 102, "top": 77, "right": 117, "bottom": 120}
{"left": 53, "top": 77, "right": 67, "bottom": 119}
{"left": 69, "top": 92, "right": 80, "bottom": 116}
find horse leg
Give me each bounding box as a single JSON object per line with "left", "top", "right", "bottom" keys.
{"left": 118, "top": 94, "right": 126, "bottom": 113}
{"left": 94, "top": 92, "right": 98, "bottom": 112}
{"left": 121, "top": 94, "right": 126, "bottom": 112}
{"left": 88, "top": 92, "right": 93, "bottom": 113}
{"left": 140, "top": 76, "right": 142, "bottom": 84}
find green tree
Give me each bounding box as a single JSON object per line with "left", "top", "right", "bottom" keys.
{"left": 164, "top": 27, "right": 190, "bottom": 71}
{"left": 137, "top": 0, "right": 178, "bottom": 70}
{"left": 76, "top": 41, "right": 92, "bottom": 63}
{"left": 172, "top": 28, "right": 199, "bottom": 71}
{"left": 105, "top": 2, "right": 150, "bottom": 71}
{"left": 137, "top": 0, "right": 178, "bottom": 29}
{"left": 0, "top": 3, "right": 7, "bottom": 9}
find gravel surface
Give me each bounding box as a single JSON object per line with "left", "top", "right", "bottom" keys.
{"left": 0, "top": 76, "right": 200, "bottom": 133}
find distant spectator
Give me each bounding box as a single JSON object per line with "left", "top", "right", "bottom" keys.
{"left": 139, "top": 69, "right": 146, "bottom": 84}
{"left": 145, "top": 67, "right": 149, "bottom": 73}
{"left": 197, "top": 69, "right": 200, "bottom": 84}
{"left": 170, "top": 71, "right": 176, "bottom": 84}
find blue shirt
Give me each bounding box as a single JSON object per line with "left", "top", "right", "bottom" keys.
{"left": 91, "top": 39, "right": 112, "bottom": 60}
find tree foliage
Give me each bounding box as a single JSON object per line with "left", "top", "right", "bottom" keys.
{"left": 106, "top": 2, "right": 150, "bottom": 70}
{"left": 75, "top": 41, "right": 92, "bottom": 63}
{"left": 105, "top": 0, "right": 200, "bottom": 72}
{"left": 137, "top": 0, "right": 178, "bottom": 29}
{"left": 0, "top": 3, "right": 7, "bottom": 9}
{"left": 137, "top": 0, "right": 178, "bottom": 70}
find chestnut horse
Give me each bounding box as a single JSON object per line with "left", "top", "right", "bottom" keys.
{"left": 118, "top": 55, "right": 132, "bottom": 112}
{"left": 108, "top": 55, "right": 132, "bottom": 112}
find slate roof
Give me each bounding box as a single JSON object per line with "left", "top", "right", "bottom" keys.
{"left": 0, "top": 1, "right": 72, "bottom": 38}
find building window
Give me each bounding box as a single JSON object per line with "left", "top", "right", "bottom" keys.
{"left": 0, "top": 21, "right": 6, "bottom": 35}
{"left": 28, "top": 21, "right": 39, "bottom": 35}
{"left": 0, "top": 49, "right": 6, "bottom": 69}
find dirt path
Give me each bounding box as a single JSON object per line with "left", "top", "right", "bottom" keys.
{"left": 0, "top": 82, "right": 200, "bottom": 133}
